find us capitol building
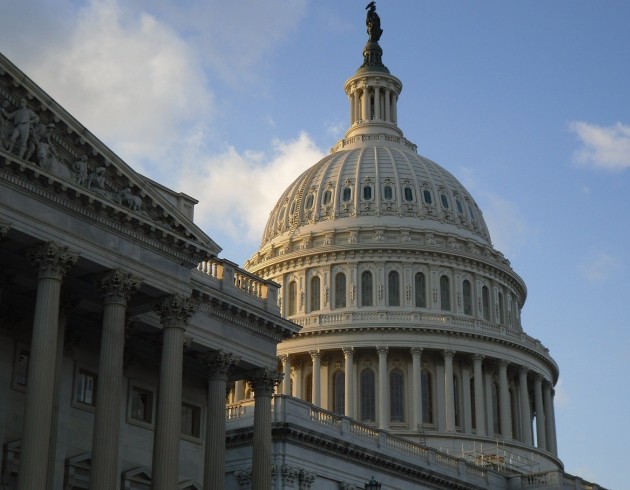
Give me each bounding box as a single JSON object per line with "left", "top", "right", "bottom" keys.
{"left": 0, "top": 5, "right": 606, "bottom": 490}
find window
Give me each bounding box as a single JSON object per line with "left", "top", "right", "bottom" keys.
{"left": 415, "top": 272, "right": 426, "bottom": 308}
{"left": 289, "top": 200, "right": 296, "bottom": 215}
{"left": 288, "top": 280, "right": 297, "bottom": 316}
{"left": 492, "top": 382, "right": 501, "bottom": 435}
{"left": 12, "top": 346, "right": 29, "bottom": 390}
{"left": 456, "top": 199, "right": 464, "bottom": 214}
{"left": 482, "top": 286, "right": 490, "bottom": 321}
{"left": 440, "top": 193, "right": 450, "bottom": 209}
{"left": 305, "top": 373, "right": 313, "bottom": 403}
{"left": 403, "top": 186, "right": 413, "bottom": 202}
{"left": 310, "top": 276, "right": 321, "bottom": 312}
{"left": 463, "top": 280, "right": 472, "bottom": 316}
{"left": 334, "top": 272, "right": 346, "bottom": 308}
{"left": 422, "top": 370, "right": 433, "bottom": 424}
{"left": 423, "top": 190, "right": 433, "bottom": 205}
{"left": 383, "top": 185, "right": 393, "bottom": 200}
{"left": 390, "top": 369, "right": 404, "bottom": 422}
{"left": 322, "top": 190, "right": 332, "bottom": 205}
{"left": 468, "top": 205, "right": 476, "bottom": 223}
{"left": 182, "top": 403, "right": 201, "bottom": 438}
{"left": 360, "top": 369, "right": 376, "bottom": 422}
{"left": 440, "top": 276, "right": 451, "bottom": 311}
{"left": 510, "top": 388, "right": 518, "bottom": 439}
{"left": 129, "top": 385, "right": 154, "bottom": 424}
{"left": 363, "top": 185, "right": 372, "bottom": 200}
{"left": 470, "top": 377, "right": 476, "bottom": 430}
{"left": 305, "top": 194, "right": 314, "bottom": 210}
{"left": 342, "top": 187, "right": 352, "bottom": 202}
{"left": 333, "top": 370, "right": 345, "bottom": 415}
{"left": 453, "top": 376, "right": 461, "bottom": 428}
{"left": 361, "top": 271, "right": 373, "bottom": 306}
{"left": 498, "top": 291, "right": 505, "bottom": 325}
{"left": 75, "top": 369, "right": 97, "bottom": 407}
{"left": 388, "top": 270, "right": 400, "bottom": 306}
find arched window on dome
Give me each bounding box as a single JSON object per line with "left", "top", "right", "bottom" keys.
{"left": 334, "top": 272, "right": 346, "bottom": 308}
{"left": 422, "top": 369, "right": 434, "bottom": 424}
{"left": 305, "top": 194, "right": 314, "bottom": 210}
{"left": 363, "top": 185, "right": 373, "bottom": 201}
{"left": 289, "top": 199, "right": 296, "bottom": 216}
{"left": 415, "top": 272, "right": 427, "bottom": 308}
{"left": 403, "top": 186, "right": 414, "bottom": 202}
{"left": 361, "top": 271, "right": 373, "bottom": 307}
{"left": 440, "top": 276, "right": 451, "bottom": 311}
{"left": 463, "top": 280, "right": 473, "bottom": 316}
{"left": 423, "top": 189, "right": 433, "bottom": 205}
{"left": 342, "top": 187, "right": 352, "bottom": 202}
{"left": 322, "top": 189, "right": 332, "bottom": 206}
{"left": 305, "top": 373, "right": 313, "bottom": 403}
{"left": 491, "top": 381, "right": 501, "bottom": 436}
{"left": 468, "top": 204, "right": 477, "bottom": 223}
{"left": 482, "top": 286, "right": 490, "bottom": 321}
{"left": 440, "top": 193, "right": 450, "bottom": 209}
{"left": 383, "top": 184, "right": 394, "bottom": 201}
{"left": 388, "top": 270, "right": 400, "bottom": 306}
{"left": 360, "top": 369, "right": 376, "bottom": 422}
{"left": 310, "top": 276, "right": 321, "bottom": 312}
{"left": 454, "top": 375, "right": 461, "bottom": 428}
{"left": 288, "top": 280, "right": 297, "bottom": 317}
{"left": 390, "top": 369, "right": 405, "bottom": 422}
{"left": 498, "top": 291, "right": 505, "bottom": 325}
{"left": 456, "top": 199, "right": 464, "bottom": 215}
{"left": 333, "top": 370, "right": 345, "bottom": 415}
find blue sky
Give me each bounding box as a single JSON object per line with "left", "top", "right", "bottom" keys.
{"left": 1, "top": 1, "right": 628, "bottom": 487}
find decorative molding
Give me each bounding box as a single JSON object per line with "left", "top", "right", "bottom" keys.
{"left": 156, "top": 295, "right": 196, "bottom": 329}
{"left": 27, "top": 241, "right": 78, "bottom": 279}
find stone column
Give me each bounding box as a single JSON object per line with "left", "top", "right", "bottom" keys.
{"left": 443, "top": 350, "right": 455, "bottom": 432}
{"left": 353, "top": 89, "right": 360, "bottom": 124}
{"left": 280, "top": 354, "right": 291, "bottom": 396}
{"left": 411, "top": 348, "right": 423, "bottom": 430}
{"left": 151, "top": 295, "right": 194, "bottom": 490}
{"left": 374, "top": 86, "right": 381, "bottom": 120}
{"left": 309, "top": 350, "right": 321, "bottom": 406}
{"left": 248, "top": 368, "right": 282, "bottom": 490}
{"left": 203, "top": 351, "right": 239, "bottom": 490}
{"left": 385, "top": 89, "right": 391, "bottom": 122}
{"left": 342, "top": 347, "right": 355, "bottom": 418}
{"left": 90, "top": 271, "right": 141, "bottom": 490}
{"left": 498, "top": 360, "right": 512, "bottom": 439}
{"left": 462, "top": 363, "right": 472, "bottom": 434}
{"left": 534, "top": 374, "right": 547, "bottom": 450}
{"left": 377, "top": 346, "right": 389, "bottom": 429}
{"left": 484, "top": 369, "right": 494, "bottom": 436}
{"left": 361, "top": 85, "right": 369, "bottom": 121}
{"left": 519, "top": 367, "right": 533, "bottom": 445}
{"left": 473, "top": 355, "right": 486, "bottom": 436}
{"left": 18, "top": 243, "right": 77, "bottom": 490}
{"left": 543, "top": 381, "right": 557, "bottom": 455}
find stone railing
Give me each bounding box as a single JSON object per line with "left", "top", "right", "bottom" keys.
{"left": 196, "top": 258, "right": 279, "bottom": 313}
{"left": 518, "top": 470, "right": 605, "bottom": 489}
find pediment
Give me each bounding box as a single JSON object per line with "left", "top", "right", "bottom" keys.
{"left": 0, "top": 52, "right": 220, "bottom": 264}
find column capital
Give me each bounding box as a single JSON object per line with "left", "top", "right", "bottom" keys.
{"left": 309, "top": 349, "right": 321, "bottom": 360}
{"left": 98, "top": 269, "right": 142, "bottom": 304}
{"left": 342, "top": 346, "right": 355, "bottom": 358}
{"left": 498, "top": 359, "right": 510, "bottom": 369}
{"left": 472, "top": 353, "right": 485, "bottom": 364}
{"left": 28, "top": 241, "right": 78, "bottom": 280}
{"left": 202, "top": 350, "right": 240, "bottom": 380}
{"left": 410, "top": 347, "right": 423, "bottom": 358}
{"left": 278, "top": 354, "right": 290, "bottom": 364}
{"left": 248, "top": 368, "right": 283, "bottom": 397}
{"left": 376, "top": 345, "right": 389, "bottom": 357}
{"left": 442, "top": 349, "right": 455, "bottom": 360}
{"left": 156, "top": 294, "right": 196, "bottom": 330}
{"left": 0, "top": 222, "right": 10, "bottom": 238}
{"left": 519, "top": 366, "right": 529, "bottom": 377}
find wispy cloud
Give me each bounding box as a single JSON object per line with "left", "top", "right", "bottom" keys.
{"left": 578, "top": 251, "right": 622, "bottom": 282}
{"left": 553, "top": 377, "right": 570, "bottom": 409}
{"left": 569, "top": 121, "right": 630, "bottom": 171}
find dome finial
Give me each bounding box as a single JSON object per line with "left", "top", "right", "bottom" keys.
{"left": 359, "top": 2, "right": 388, "bottom": 73}
{"left": 365, "top": 2, "right": 383, "bottom": 42}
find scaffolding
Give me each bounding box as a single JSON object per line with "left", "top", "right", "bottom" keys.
{"left": 445, "top": 440, "right": 541, "bottom": 476}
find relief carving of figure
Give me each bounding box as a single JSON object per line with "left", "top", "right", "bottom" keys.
{"left": 36, "top": 123, "right": 59, "bottom": 169}
{"left": 4, "top": 98, "right": 39, "bottom": 159}
{"left": 365, "top": 2, "right": 383, "bottom": 42}
{"left": 72, "top": 155, "right": 89, "bottom": 186}
{"left": 88, "top": 167, "right": 107, "bottom": 194}
{"left": 0, "top": 100, "right": 11, "bottom": 150}
{"left": 116, "top": 187, "right": 142, "bottom": 211}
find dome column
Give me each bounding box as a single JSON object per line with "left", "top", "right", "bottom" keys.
{"left": 484, "top": 369, "right": 495, "bottom": 436}
{"left": 310, "top": 350, "right": 321, "bottom": 406}
{"left": 519, "top": 367, "right": 533, "bottom": 445}
{"left": 498, "top": 360, "right": 513, "bottom": 439}
{"left": 443, "top": 350, "right": 456, "bottom": 432}
{"left": 361, "top": 83, "right": 369, "bottom": 121}
{"left": 343, "top": 347, "right": 355, "bottom": 418}
{"left": 544, "top": 381, "right": 557, "bottom": 455}
{"left": 377, "top": 346, "right": 389, "bottom": 429}
{"left": 280, "top": 354, "right": 292, "bottom": 395}
{"left": 472, "top": 355, "right": 486, "bottom": 436}
{"left": 534, "top": 374, "right": 547, "bottom": 450}
{"left": 462, "top": 362, "right": 473, "bottom": 434}
{"left": 410, "top": 348, "right": 423, "bottom": 430}
{"left": 374, "top": 85, "right": 381, "bottom": 120}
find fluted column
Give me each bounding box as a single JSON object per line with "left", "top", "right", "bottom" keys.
{"left": 473, "top": 355, "right": 486, "bottom": 436}
{"left": 443, "top": 350, "right": 455, "bottom": 432}
{"left": 543, "top": 381, "right": 557, "bottom": 455}
{"left": 342, "top": 347, "right": 355, "bottom": 417}
{"left": 309, "top": 350, "right": 321, "bottom": 406}
{"left": 374, "top": 86, "right": 381, "bottom": 120}
{"left": 411, "top": 348, "right": 423, "bottom": 430}
{"left": 90, "top": 271, "right": 141, "bottom": 490}
{"left": 498, "top": 360, "right": 512, "bottom": 439}
{"left": 152, "top": 295, "right": 195, "bottom": 490}
{"left": 534, "top": 374, "right": 547, "bottom": 450}
{"left": 18, "top": 243, "right": 77, "bottom": 490}
{"left": 203, "top": 351, "right": 239, "bottom": 490}
{"left": 353, "top": 89, "right": 360, "bottom": 124}
{"left": 462, "top": 363, "right": 472, "bottom": 434}
{"left": 280, "top": 354, "right": 291, "bottom": 396}
{"left": 361, "top": 85, "right": 369, "bottom": 121}
{"left": 249, "top": 368, "right": 282, "bottom": 490}
{"left": 519, "top": 367, "right": 533, "bottom": 445}
{"left": 377, "top": 346, "right": 389, "bottom": 429}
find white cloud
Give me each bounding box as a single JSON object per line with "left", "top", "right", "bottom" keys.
{"left": 578, "top": 252, "right": 621, "bottom": 282}
{"left": 553, "top": 377, "right": 570, "bottom": 409}
{"left": 177, "top": 132, "right": 324, "bottom": 244}
{"left": 569, "top": 121, "right": 630, "bottom": 171}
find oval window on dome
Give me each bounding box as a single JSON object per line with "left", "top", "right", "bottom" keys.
{"left": 456, "top": 199, "right": 464, "bottom": 214}
{"left": 468, "top": 205, "right": 476, "bottom": 222}
{"left": 363, "top": 185, "right": 372, "bottom": 200}
{"left": 423, "top": 190, "right": 433, "bottom": 205}
{"left": 322, "top": 190, "right": 332, "bottom": 205}
{"left": 289, "top": 200, "right": 296, "bottom": 215}
{"left": 342, "top": 187, "right": 352, "bottom": 202}
{"left": 305, "top": 194, "right": 314, "bottom": 210}
{"left": 383, "top": 185, "right": 393, "bottom": 201}
{"left": 404, "top": 186, "right": 414, "bottom": 202}
{"left": 440, "top": 193, "right": 450, "bottom": 209}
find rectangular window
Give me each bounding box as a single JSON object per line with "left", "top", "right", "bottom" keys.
{"left": 12, "top": 346, "right": 30, "bottom": 391}
{"left": 75, "top": 369, "right": 97, "bottom": 406}
{"left": 129, "top": 385, "right": 154, "bottom": 424}
{"left": 181, "top": 403, "right": 201, "bottom": 438}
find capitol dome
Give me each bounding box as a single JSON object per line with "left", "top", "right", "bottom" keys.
{"left": 244, "top": 11, "right": 561, "bottom": 476}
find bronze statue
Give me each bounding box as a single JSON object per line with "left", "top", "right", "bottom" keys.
{"left": 366, "top": 2, "right": 383, "bottom": 43}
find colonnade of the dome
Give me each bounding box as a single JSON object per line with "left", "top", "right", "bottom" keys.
{"left": 345, "top": 75, "right": 401, "bottom": 130}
